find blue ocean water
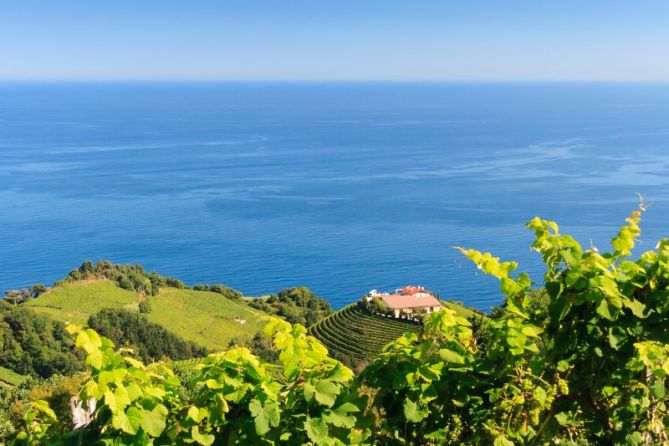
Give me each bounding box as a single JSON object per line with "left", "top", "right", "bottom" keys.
{"left": 1, "top": 82, "right": 669, "bottom": 310}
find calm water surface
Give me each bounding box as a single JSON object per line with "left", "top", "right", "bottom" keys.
{"left": 1, "top": 83, "right": 669, "bottom": 310}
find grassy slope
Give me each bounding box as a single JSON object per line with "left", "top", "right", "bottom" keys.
{"left": 147, "top": 288, "right": 267, "bottom": 351}
{"left": 25, "top": 280, "right": 267, "bottom": 351}
{"left": 0, "top": 366, "right": 27, "bottom": 386}
{"left": 25, "top": 280, "right": 138, "bottom": 325}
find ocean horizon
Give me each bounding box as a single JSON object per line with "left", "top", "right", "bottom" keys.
{"left": 2, "top": 82, "right": 669, "bottom": 310}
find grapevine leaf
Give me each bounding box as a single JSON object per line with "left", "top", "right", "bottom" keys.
{"left": 623, "top": 298, "right": 646, "bottom": 318}
{"left": 404, "top": 399, "right": 428, "bottom": 423}
{"left": 112, "top": 412, "right": 136, "bottom": 435}
{"left": 76, "top": 329, "right": 102, "bottom": 354}
{"left": 439, "top": 348, "right": 465, "bottom": 364}
{"left": 596, "top": 299, "right": 614, "bottom": 320}
{"left": 305, "top": 416, "right": 330, "bottom": 444}
{"left": 249, "top": 399, "right": 280, "bottom": 435}
{"left": 314, "top": 380, "right": 339, "bottom": 407}
{"left": 86, "top": 349, "right": 104, "bottom": 370}
{"left": 191, "top": 426, "right": 215, "bottom": 446}
{"left": 140, "top": 404, "right": 168, "bottom": 437}
{"left": 494, "top": 436, "right": 514, "bottom": 446}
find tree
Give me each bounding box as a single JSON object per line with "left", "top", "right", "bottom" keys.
{"left": 28, "top": 285, "right": 47, "bottom": 299}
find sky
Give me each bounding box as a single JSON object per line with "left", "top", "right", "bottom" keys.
{"left": 1, "top": 1, "right": 669, "bottom": 81}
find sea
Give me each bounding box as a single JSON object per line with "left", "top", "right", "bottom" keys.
{"left": 1, "top": 82, "right": 669, "bottom": 311}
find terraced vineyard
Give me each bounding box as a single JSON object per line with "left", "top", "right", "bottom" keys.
{"left": 308, "top": 305, "right": 420, "bottom": 367}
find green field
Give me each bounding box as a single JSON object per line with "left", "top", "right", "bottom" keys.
{"left": 0, "top": 366, "right": 27, "bottom": 386}
{"left": 26, "top": 280, "right": 268, "bottom": 351}
{"left": 25, "top": 280, "right": 139, "bottom": 325}
{"left": 146, "top": 287, "right": 268, "bottom": 350}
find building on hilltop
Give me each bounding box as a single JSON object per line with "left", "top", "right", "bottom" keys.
{"left": 366, "top": 285, "right": 442, "bottom": 318}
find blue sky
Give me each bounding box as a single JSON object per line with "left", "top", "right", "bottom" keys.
{"left": 1, "top": 0, "right": 668, "bottom": 81}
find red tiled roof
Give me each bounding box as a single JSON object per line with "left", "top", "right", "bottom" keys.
{"left": 400, "top": 286, "right": 423, "bottom": 295}
{"left": 380, "top": 293, "right": 442, "bottom": 309}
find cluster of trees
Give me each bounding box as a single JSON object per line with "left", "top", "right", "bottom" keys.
{"left": 61, "top": 261, "right": 185, "bottom": 296}
{"left": 357, "top": 295, "right": 390, "bottom": 315}
{"left": 87, "top": 308, "right": 207, "bottom": 363}
{"left": 247, "top": 286, "right": 333, "bottom": 326}
{"left": 2, "top": 285, "right": 48, "bottom": 305}
{"left": 192, "top": 284, "right": 243, "bottom": 301}
{"left": 10, "top": 207, "right": 669, "bottom": 445}
{"left": 0, "top": 303, "right": 84, "bottom": 379}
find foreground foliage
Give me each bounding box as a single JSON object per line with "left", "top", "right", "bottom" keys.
{"left": 10, "top": 208, "right": 669, "bottom": 445}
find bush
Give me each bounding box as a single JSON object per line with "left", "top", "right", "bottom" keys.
{"left": 193, "top": 284, "right": 244, "bottom": 300}
{"left": 138, "top": 300, "right": 151, "bottom": 314}
{"left": 28, "top": 285, "right": 47, "bottom": 299}
{"left": 164, "top": 277, "right": 186, "bottom": 289}
{"left": 209, "top": 284, "right": 243, "bottom": 300}
{"left": 358, "top": 296, "right": 390, "bottom": 315}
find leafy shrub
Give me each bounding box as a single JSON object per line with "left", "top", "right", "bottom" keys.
{"left": 357, "top": 296, "right": 390, "bottom": 315}
{"left": 138, "top": 300, "right": 151, "bottom": 314}
{"left": 164, "top": 277, "right": 186, "bottom": 289}
{"left": 28, "top": 285, "right": 47, "bottom": 299}
{"left": 193, "top": 283, "right": 243, "bottom": 300}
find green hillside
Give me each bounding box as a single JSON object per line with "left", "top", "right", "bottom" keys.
{"left": 309, "top": 301, "right": 480, "bottom": 369}
{"left": 308, "top": 305, "right": 420, "bottom": 367}
{"left": 25, "top": 280, "right": 138, "bottom": 325}
{"left": 25, "top": 280, "right": 268, "bottom": 350}
{"left": 146, "top": 287, "right": 267, "bottom": 350}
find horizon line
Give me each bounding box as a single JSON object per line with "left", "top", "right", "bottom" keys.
{"left": 1, "top": 79, "right": 669, "bottom": 84}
